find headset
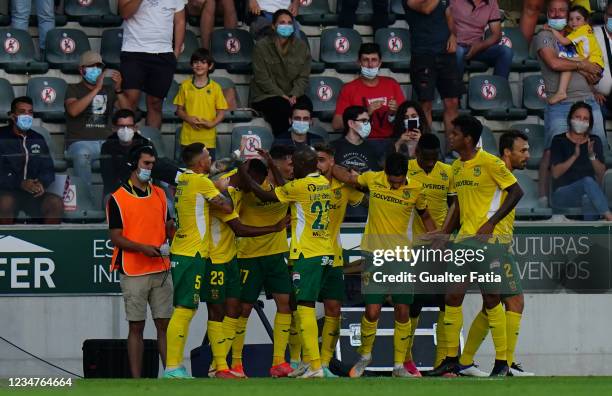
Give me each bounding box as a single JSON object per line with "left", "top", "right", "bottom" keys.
{"left": 127, "top": 144, "right": 155, "bottom": 171}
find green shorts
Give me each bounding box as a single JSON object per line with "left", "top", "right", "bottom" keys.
{"left": 291, "top": 255, "right": 334, "bottom": 302}
{"left": 203, "top": 262, "right": 226, "bottom": 304}
{"left": 318, "top": 266, "right": 345, "bottom": 302}
{"left": 447, "top": 241, "right": 511, "bottom": 294}
{"left": 170, "top": 253, "right": 206, "bottom": 309}
{"left": 238, "top": 253, "right": 292, "bottom": 303}
{"left": 224, "top": 256, "right": 241, "bottom": 299}
{"left": 500, "top": 250, "right": 523, "bottom": 298}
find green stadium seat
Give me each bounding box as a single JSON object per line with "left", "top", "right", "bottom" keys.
{"left": 30, "top": 125, "right": 68, "bottom": 172}
{"left": 64, "top": 0, "right": 122, "bottom": 27}
{"left": 320, "top": 28, "right": 362, "bottom": 73}
{"left": 299, "top": 31, "right": 325, "bottom": 74}
{"left": 479, "top": 125, "right": 498, "bottom": 154}
{"left": 515, "top": 171, "right": 552, "bottom": 220}
{"left": 391, "top": 0, "right": 405, "bottom": 16}
{"left": 211, "top": 29, "right": 253, "bottom": 74}
{"left": 522, "top": 74, "right": 546, "bottom": 117}
{"left": 375, "top": 28, "right": 410, "bottom": 73}
{"left": 138, "top": 80, "right": 180, "bottom": 122}
{"left": 0, "top": 78, "right": 13, "bottom": 122}
{"left": 309, "top": 125, "right": 329, "bottom": 141}
{"left": 45, "top": 28, "right": 91, "bottom": 74}
{"left": 468, "top": 75, "right": 527, "bottom": 120}
{"left": 26, "top": 77, "right": 67, "bottom": 122}
{"left": 0, "top": 28, "right": 49, "bottom": 73}
{"left": 211, "top": 76, "right": 255, "bottom": 122}
{"left": 510, "top": 123, "right": 545, "bottom": 170}
{"left": 139, "top": 126, "right": 168, "bottom": 158}
{"left": 297, "top": 0, "right": 338, "bottom": 26}
{"left": 63, "top": 175, "right": 106, "bottom": 223}
{"left": 230, "top": 125, "right": 274, "bottom": 153}
{"left": 176, "top": 30, "right": 200, "bottom": 73}
{"left": 100, "top": 28, "right": 122, "bottom": 69}
{"left": 308, "top": 76, "right": 343, "bottom": 121}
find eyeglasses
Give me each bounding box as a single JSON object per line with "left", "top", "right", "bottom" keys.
{"left": 356, "top": 118, "right": 370, "bottom": 123}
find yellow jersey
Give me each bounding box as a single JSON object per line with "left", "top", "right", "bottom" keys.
{"left": 171, "top": 170, "right": 221, "bottom": 258}
{"left": 328, "top": 177, "right": 365, "bottom": 266}
{"left": 357, "top": 171, "right": 427, "bottom": 252}
{"left": 275, "top": 173, "right": 335, "bottom": 259}
{"left": 452, "top": 149, "right": 518, "bottom": 243}
{"left": 236, "top": 181, "right": 289, "bottom": 258}
{"left": 173, "top": 77, "right": 228, "bottom": 148}
{"left": 210, "top": 186, "right": 240, "bottom": 264}
{"left": 567, "top": 24, "right": 604, "bottom": 68}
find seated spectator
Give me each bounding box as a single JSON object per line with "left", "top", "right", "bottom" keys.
{"left": 174, "top": 48, "right": 228, "bottom": 160}
{"left": 332, "top": 43, "right": 405, "bottom": 145}
{"left": 387, "top": 100, "right": 431, "bottom": 159}
{"left": 332, "top": 105, "right": 382, "bottom": 173}
{"left": 338, "top": 0, "right": 389, "bottom": 32}
{"left": 11, "top": 0, "right": 55, "bottom": 55}
{"left": 550, "top": 101, "right": 612, "bottom": 221}
{"left": 273, "top": 98, "right": 324, "bottom": 148}
{"left": 249, "top": 0, "right": 301, "bottom": 40}
{"left": 250, "top": 9, "right": 311, "bottom": 136}
{"left": 187, "top": 0, "right": 238, "bottom": 49}
{"left": 64, "top": 51, "right": 130, "bottom": 187}
{"left": 269, "top": 144, "right": 295, "bottom": 180}
{"left": 0, "top": 97, "right": 63, "bottom": 224}
{"left": 450, "top": 0, "right": 513, "bottom": 79}
{"left": 594, "top": 1, "right": 612, "bottom": 117}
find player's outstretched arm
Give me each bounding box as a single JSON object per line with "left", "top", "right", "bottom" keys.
{"left": 256, "top": 148, "right": 286, "bottom": 187}
{"left": 238, "top": 163, "right": 280, "bottom": 202}
{"left": 477, "top": 182, "right": 523, "bottom": 237}
{"left": 331, "top": 165, "right": 360, "bottom": 189}
{"left": 226, "top": 214, "right": 290, "bottom": 237}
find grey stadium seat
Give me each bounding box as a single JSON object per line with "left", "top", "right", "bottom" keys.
{"left": 375, "top": 28, "right": 410, "bottom": 73}
{"left": 510, "top": 123, "right": 545, "bottom": 170}
{"left": 0, "top": 77, "right": 14, "bottom": 122}
{"left": 176, "top": 30, "right": 200, "bottom": 74}
{"left": 0, "top": 28, "right": 48, "bottom": 74}
{"left": 230, "top": 126, "right": 274, "bottom": 154}
{"left": 320, "top": 28, "right": 362, "bottom": 74}
{"left": 297, "top": 0, "right": 338, "bottom": 26}
{"left": 138, "top": 80, "right": 180, "bottom": 122}
{"left": 30, "top": 125, "right": 68, "bottom": 172}
{"left": 211, "top": 29, "right": 254, "bottom": 74}
{"left": 100, "top": 28, "right": 123, "bottom": 70}
{"left": 45, "top": 28, "right": 91, "bottom": 74}
{"left": 64, "top": 0, "right": 122, "bottom": 27}
{"left": 522, "top": 74, "right": 546, "bottom": 118}
{"left": 63, "top": 175, "right": 106, "bottom": 223}
{"left": 26, "top": 77, "right": 67, "bottom": 122}
{"left": 468, "top": 75, "right": 527, "bottom": 120}
{"left": 211, "top": 76, "right": 255, "bottom": 123}
{"left": 308, "top": 76, "right": 343, "bottom": 122}
{"left": 139, "top": 127, "right": 169, "bottom": 159}
{"left": 515, "top": 171, "right": 552, "bottom": 220}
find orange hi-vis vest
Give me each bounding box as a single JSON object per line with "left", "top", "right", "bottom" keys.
{"left": 109, "top": 183, "right": 170, "bottom": 276}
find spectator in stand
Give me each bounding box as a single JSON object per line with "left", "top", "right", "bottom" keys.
{"left": 174, "top": 48, "right": 228, "bottom": 160}
{"left": 518, "top": 0, "right": 591, "bottom": 43}
{"left": 250, "top": 9, "right": 311, "bottom": 136}
{"left": 11, "top": 0, "right": 55, "bottom": 56}
{"left": 550, "top": 101, "right": 612, "bottom": 220}
{"left": 594, "top": 1, "right": 612, "bottom": 117}
{"left": 273, "top": 98, "right": 323, "bottom": 149}
{"left": 450, "top": 0, "right": 513, "bottom": 79}
{"left": 249, "top": 0, "right": 301, "bottom": 39}
{"left": 338, "top": 0, "right": 389, "bottom": 33}
{"left": 0, "top": 97, "right": 63, "bottom": 224}
{"left": 332, "top": 43, "right": 405, "bottom": 149}
{"left": 332, "top": 105, "right": 382, "bottom": 173}
{"left": 386, "top": 100, "right": 431, "bottom": 159}
{"left": 64, "top": 51, "right": 130, "bottom": 187}
{"left": 187, "top": 0, "right": 238, "bottom": 49}
{"left": 404, "top": 0, "right": 461, "bottom": 145}
{"left": 118, "top": 0, "right": 185, "bottom": 129}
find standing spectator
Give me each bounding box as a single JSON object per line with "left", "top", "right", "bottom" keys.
{"left": 250, "top": 9, "right": 311, "bottom": 136}
{"left": 386, "top": 100, "right": 431, "bottom": 159}
{"left": 107, "top": 145, "right": 174, "bottom": 378}
{"left": 249, "top": 0, "right": 301, "bottom": 39}
{"left": 174, "top": 48, "right": 228, "bottom": 160}
{"left": 11, "top": 0, "right": 55, "bottom": 56}
{"left": 332, "top": 105, "right": 382, "bottom": 173}
{"left": 0, "top": 96, "right": 63, "bottom": 225}
{"left": 338, "top": 0, "right": 389, "bottom": 33}
{"left": 187, "top": 0, "right": 238, "bottom": 49}
{"left": 450, "top": 0, "right": 513, "bottom": 79}
{"left": 404, "top": 0, "right": 461, "bottom": 144}
{"left": 273, "top": 99, "right": 323, "bottom": 149}
{"left": 594, "top": 1, "right": 612, "bottom": 117}
{"left": 64, "top": 51, "right": 130, "bottom": 187}
{"left": 550, "top": 101, "right": 612, "bottom": 220}
{"left": 519, "top": 0, "right": 591, "bottom": 43}
{"left": 118, "top": 0, "right": 186, "bottom": 129}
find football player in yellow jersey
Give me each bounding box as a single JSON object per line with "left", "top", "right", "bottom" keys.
{"left": 164, "top": 143, "right": 234, "bottom": 379}
{"left": 333, "top": 151, "right": 437, "bottom": 378}
{"left": 240, "top": 148, "right": 335, "bottom": 378}
{"left": 427, "top": 116, "right": 524, "bottom": 378}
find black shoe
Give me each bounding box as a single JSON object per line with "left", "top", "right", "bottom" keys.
{"left": 422, "top": 356, "right": 458, "bottom": 377}
{"left": 490, "top": 360, "right": 509, "bottom": 377}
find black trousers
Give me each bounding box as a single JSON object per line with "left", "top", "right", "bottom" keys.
{"left": 337, "top": 0, "right": 389, "bottom": 32}
{"left": 252, "top": 95, "right": 308, "bottom": 137}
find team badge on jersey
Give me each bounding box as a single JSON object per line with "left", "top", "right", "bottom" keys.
{"left": 473, "top": 166, "right": 481, "bottom": 177}
{"left": 334, "top": 189, "right": 342, "bottom": 199}
{"left": 440, "top": 170, "right": 448, "bottom": 181}
{"left": 403, "top": 189, "right": 411, "bottom": 199}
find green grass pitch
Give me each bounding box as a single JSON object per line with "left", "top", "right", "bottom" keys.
{"left": 2, "top": 377, "right": 612, "bottom": 396}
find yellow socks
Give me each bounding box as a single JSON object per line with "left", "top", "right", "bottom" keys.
{"left": 208, "top": 320, "right": 228, "bottom": 371}
{"left": 486, "top": 303, "right": 507, "bottom": 361}
{"left": 297, "top": 305, "right": 321, "bottom": 370}
{"left": 434, "top": 311, "right": 447, "bottom": 367}
{"left": 404, "top": 316, "right": 419, "bottom": 362}
{"left": 393, "top": 320, "right": 412, "bottom": 366}
{"left": 289, "top": 311, "right": 302, "bottom": 363}
{"left": 231, "top": 316, "right": 248, "bottom": 368}
{"left": 222, "top": 316, "right": 238, "bottom": 356}
{"left": 272, "top": 312, "right": 292, "bottom": 366}
{"left": 458, "top": 311, "right": 489, "bottom": 366}
{"left": 357, "top": 316, "right": 378, "bottom": 357}
{"left": 166, "top": 307, "right": 195, "bottom": 369}
{"left": 444, "top": 305, "right": 463, "bottom": 358}
{"left": 321, "top": 315, "right": 341, "bottom": 366}
{"left": 506, "top": 311, "right": 522, "bottom": 366}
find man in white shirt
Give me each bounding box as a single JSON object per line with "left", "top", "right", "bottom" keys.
{"left": 118, "top": 0, "right": 186, "bottom": 129}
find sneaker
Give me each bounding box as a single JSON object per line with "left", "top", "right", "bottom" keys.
{"left": 422, "top": 356, "right": 458, "bottom": 377}
{"left": 299, "top": 367, "right": 324, "bottom": 378}
{"left": 288, "top": 361, "right": 310, "bottom": 378}
{"left": 322, "top": 366, "right": 338, "bottom": 378}
{"left": 290, "top": 361, "right": 300, "bottom": 370}
{"left": 163, "top": 366, "right": 194, "bottom": 379}
{"left": 348, "top": 355, "right": 372, "bottom": 378}
{"left": 215, "top": 369, "right": 241, "bottom": 379}
{"left": 403, "top": 360, "right": 422, "bottom": 377}
{"left": 490, "top": 360, "right": 509, "bottom": 377}
{"left": 509, "top": 362, "right": 535, "bottom": 377}
{"left": 457, "top": 363, "right": 488, "bottom": 377}
{"left": 208, "top": 368, "right": 216, "bottom": 378}
{"left": 270, "top": 362, "right": 293, "bottom": 378}
{"left": 231, "top": 364, "right": 247, "bottom": 378}
{"left": 392, "top": 366, "right": 417, "bottom": 378}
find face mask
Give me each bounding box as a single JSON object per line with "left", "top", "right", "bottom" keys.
{"left": 15, "top": 114, "right": 33, "bottom": 131}
{"left": 84, "top": 66, "right": 102, "bottom": 84}
{"left": 137, "top": 168, "right": 152, "bottom": 183}
{"left": 570, "top": 119, "right": 589, "bottom": 134}
{"left": 361, "top": 66, "right": 379, "bottom": 80}
{"left": 548, "top": 18, "right": 567, "bottom": 31}
{"left": 276, "top": 24, "right": 294, "bottom": 38}
{"left": 117, "top": 127, "right": 135, "bottom": 143}
{"left": 356, "top": 121, "right": 371, "bottom": 139}
{"left": 292, "top": 120, "right": 309, "bottom": 135}
{"left": 607, "top": 18, "right": 612, "bottom": 33}
{"left": 403, "top": 117, "right": 420, "bottom": 130}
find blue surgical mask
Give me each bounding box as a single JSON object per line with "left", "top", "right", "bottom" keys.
{"left": 84, "top": 66, "right": 102, "bottom": 84}
{"left": 548, "top": 18, "right": 567, "bottom": 31}
{"left": 292, "top": 120, "right": 309, "bottom": 135}
{"left": 607, "top": 18, "right": 612, "bottom": 33}
{"left": 361, "top": 66, "right": 379, "bottom": 80}
{"left": 137, "top": 168, "right": 152, "bottom": 183}
{"left": 276, "top": 24, "right": 294, "bottom": 38}
{"left": 356, "top": 121, "right": 371, "bottom": 139}
{"left": 15, "top": 114, "right": 33, "bottom": 131}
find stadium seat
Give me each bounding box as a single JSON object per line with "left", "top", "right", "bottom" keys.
{"left": 230, "top": 126, "right": 274, "bottom": 153}
{"left": 45, "top": 28, "right": 91, "bottom": 74}
{"left": 468, "top": 75, "right": 527, "bottom": 120}
{"left": 211, "top": 77, "right": 255, "bottom": 122}
{"left": 309, "top": 125, "right": 329, "bottom": 141}
{"left": 515, "top": 171, "right": 552, "bottom": 220}
{"left": 26, "top": 77, "right": 67, "bottom": 122}
{"left": 63, "top": 175, "right": 106, "bottom": 223}
{"left": 64, "top": 0, "right": 122, "bottom": 27}
{"left": 414, "top": 88, "right": 471, "bottom": 121}
{"left": 498, "top": 27, "right": 540, "bottom": 71}
{"left": 138, "top": 80, "right": 179, "bottom": 122}
{"left": 391, "top": 0, "right": 405, "bottom": 16}
{"left": 139, "top": 127, "right": 168, "bottom": 159}
{"left": 176, "top": 30, "right": 200, "bottom": 73}
{"left": 0, "top": 28, "right": 49, "bottom": 74}
{"left": 100, "top": 28, "right": 122, "bottom": 69}
{"left": 522, "top": 74, "right": 546, "bottom": 117}
{"left": 320, "top": 28, "right": 362, "bottom": 73}
{"left": 510, "top": 123, "right": 545, "bottom": 170}
{"left": 0, "top": 78, "right": 13, "bottom": 122}
{"left": 211, "top": 29, "right": 253, "bottom": 74}
{"left": 375, "top": 28, "right": 410, "bottom": 73}
{"left": 299, "top": 31, "right": 325, "bottom": 74}
{"left": 480, "top": 125, "right": 498, "bottom": 153}
{"left": 340, "top": 0, "right": 395, "bottom": 25}
{"left": 297, "top": 0, "right": 339, "bottom": 26}
{"left": 307, "top": 76, "right": 343, "bottom": 122}
{"left": 30, "top": 126, "right": 68, "bottom": 172}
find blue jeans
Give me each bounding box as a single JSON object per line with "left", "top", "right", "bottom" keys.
{"left": 11, "top": 0, "right": 55, "bottom": 51}
{"left": 552, "top": 176, "right": 610, "bottom": 220}
{"left": 543, "top": 98, "right": 607, "bottom": 149}
{"left": 456, "top": 43, "right": 513, "bottom": 79}
{"left": 65, "top": 140, "right": 104, "bottom": 186}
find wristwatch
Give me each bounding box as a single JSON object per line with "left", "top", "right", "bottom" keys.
{"left": 589, "top": 154, "right": 596, "bottom": 161}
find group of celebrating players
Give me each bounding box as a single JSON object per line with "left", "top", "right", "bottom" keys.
{"left": 162, "top": 113, "right": 534, "bottom": 379}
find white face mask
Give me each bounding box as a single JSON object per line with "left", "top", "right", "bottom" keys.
{"left": 355, "top": 120, "right": 371, "bottom": 139}
{"left": 117, "top": 126, "right": 135, "bottom": 143}
{"left": 570, "top": 118, "right": 589, "bottom": 134}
